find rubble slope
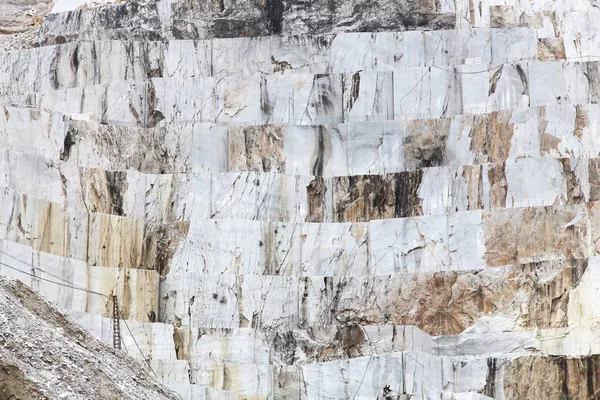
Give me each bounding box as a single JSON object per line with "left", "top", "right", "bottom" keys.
{"left": 0, "top": 276, "right": 180, "bottom": 400}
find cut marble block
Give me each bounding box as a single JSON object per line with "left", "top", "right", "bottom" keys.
{"left": 503, "top": 157, "right": 567, "bottom": 208}
{"left": 490, "top": 27, "right": 538, "bottom": 64}
{"left": 483, "top": 63, "right": 530, "bottom": 112}
{"left": 329, "top": 32, "right": 410, "bottom": 72}
{"left": 0, "top": 108, "right": 68, "bottom": 159}
{"left": 0, "top": 187, "right": 70, "bottom": 257}
{"left": 67, "top": 311, "right": 113, "bottom": 342}
{"left": 150, "top": 77, "right": 219, "bottom": 124}
{"left": 342, "top": 71, "right": 394, "bottom": 123}
{"left": 368, "top": 216, "right": 451, "bottom": 274}
{"left": 169, "top": 219, "right": 269, "bottom": 275}
{"left": 394, "top": 66, "right": 462, "bottom": 120}
{"left": 210, "top": 172, "right": 320, "bottom": 222}
{"left": 448, "top": 211, "right": 486, "bottom": 271}
{"left": 31, "top": 251, "right": 88, "bottom": 312}
{"left": 100, "top": 40, "right": 163, "bottom": 83}
{"left": 87, "top": 213, "right": 145, "bottom": 269}
{"left": 163, "top": 40, "right": 211, "bottom": 78}
{"left": 566, "top": 256, "right": 600, "bottom": 325}
{"left": 238, "top": 275, "right": 299, "bottom": 330}
{"left": 160, "top": 273, "right": 239, "bottom": 329}
{"left": 220, "top": 76, "right": 266, "bottom": 124}
{"left": 459, "top": 63, "right": 492, "bottom": 115}
{"left": 86, "top": 266, "right": 159, "bottom": 322}
{"left": 300, "top": 351, "right": 491, "bottom": 399}
{"left": 528, "top": 61, "right": 590, "bottom": 107}
{"left": 423, "top": 28, "right": 492, "bottom": 66}
{"left": 403, "top": 117, "right": 452, "bottom": 169}
{"left": 268, "top": 222, "right": 303, "bottom": 276}
{"left": 345, "top": 120, "right": 404, "bottom": 175}
{"left": 0, "top": 150, "right": 64, "bottom": 204}
{"left": 482, "top": 203, "right": 592, "bottom": 267}
{"left": 150, "top": 360, "right": 192, "bottom": 385}
{"left": 190, "top": 328, "right": 271, "bottom": 365}
{"left": 538, "top": 326, "right": 600, "bottom": 356}
{"left": 299, "top": 222, "right": 369, "bottom": 276}
{"left": 300, "top": 353, "right": 402, "bottom": 398}
{"left": 261, "top": 73, "right": 344, "bottom": 125}
{"left": 211, "top": 37, "right": 271, "bottom": 77}
{"left": 0, "top": 41, "right": 101, "bottom": 97}
{"left": 189, "top": 362, "right": 272, "bottom": 396}
{"left": 269, "top": 35, "right": 331, "bottom": 75}
{"left": 120, "top": 320, "right": 178, "bottom": 360}
{"left": 563, "top": 15, "right": 600, "bottom": 61}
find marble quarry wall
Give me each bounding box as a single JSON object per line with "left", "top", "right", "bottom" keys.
{"left": 3, "top": 0, "right": 600, "bottom": 398}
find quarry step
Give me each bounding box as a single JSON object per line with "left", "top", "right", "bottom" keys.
{"left": 63, "top": 311, "right": 600, "bottom": 367}
{"left": 4, "top": 103, "right": 600, "bottom": 178}
{"left": 1, "top": 173, "right": 598, "bottom": 280}
{"left": 3, "top": 155, "right": 600, "bottom": 278}
{"left": 157, "top": 256, "right": 594, "bottom": 336}
{"left": 0, "top": 185, "right": 597, "bottom": 290}
{"left": 3, "top": 25, "right": 585, "bottom": 95}
{"left": 5, "top": 143, "right": 600, "bottom": 224}
{"left": 2, "top": 59, "right": 599, "bottom": 127}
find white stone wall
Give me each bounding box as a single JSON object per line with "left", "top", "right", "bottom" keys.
{"left": 2, "top": 0, "right": 600, "bottom": 397}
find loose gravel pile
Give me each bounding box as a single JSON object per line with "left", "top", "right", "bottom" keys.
{"left": 0, "top": 0, "right": 53, "bottom": 51}
{"left": 0, "top": 276, "right": 180, "bottom": 400}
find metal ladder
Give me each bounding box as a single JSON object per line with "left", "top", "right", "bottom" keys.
{"left": 112, "top": 294, "right": 121, "bottom": 350}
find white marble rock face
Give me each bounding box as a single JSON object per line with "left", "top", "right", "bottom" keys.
{"left": 4, "top": 0, "right": 600, "bottom": 398}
